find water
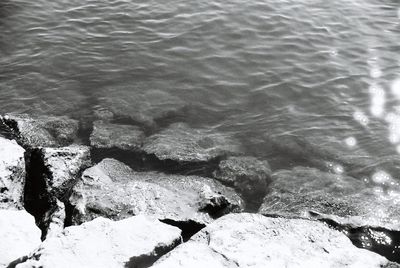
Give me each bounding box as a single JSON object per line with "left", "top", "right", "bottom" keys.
{"left": 1, "top": 0, "right": 400, "bottom": 260}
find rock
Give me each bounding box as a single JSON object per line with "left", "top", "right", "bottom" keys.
{"left": 90, "top": 120, "right": 145, "bottom": 151}
{"left": 0, "top": 137, "right": 25, "bottom": 209}
{"left": 143, "top": 123, "right": 241, "bottom": 163}
{"left": 1, "top": 113, "right": 79, "bottom": 147}
{"left": 16, "top": 215, "right": 182, "bottom": 268}
{"left": 96, "top": 86, "right": 187, "bottom": 127}
{"left": 213, "top": 156, "right": 271, "bottom": 201}
{"left": 24, "top": 145, "right": 91, "bottom": 238}
{"left": 258, "top": 167, "right": 400, "bottom": 231}
{"left": 0, "top": 209, "right": 41, "bottom": 267}
{"left": 69, "top": 158, "right": 243, "bottom": 225}
{"left": 153, "top": 213, "right": 392, "bottom": 268}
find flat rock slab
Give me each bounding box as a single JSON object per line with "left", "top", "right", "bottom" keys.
{"left": 16, "top": 215, "right": 182, "bottom": 268}
{"left": 90, "top": 120, "right": 145, "bottom": 151}
{"left": 1, "top": 114, "right": 79, "bottom": 147}
{"left": 0, "top": 137, "right": 25, "bottom": 209}
{"left": 70, "top": 158, "right": 243, "bottom": 225}
{"left": 143, "top": 123, "right": 242, "bottom": 163}
{"left": 153, "top": 213, "right": 393, "bottom": 268}
{"left": 0, "top": 209, "right": 41, "bottom": 267}
{"left": 258, "top": 167, "right": 400, "bottom": 231}
{"left": 213, "top": 156, "right": 271, "bottom": 200}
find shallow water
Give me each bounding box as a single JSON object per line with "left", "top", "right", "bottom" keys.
{"left": 1, "top": 0, "right": 400, "bottom": 259}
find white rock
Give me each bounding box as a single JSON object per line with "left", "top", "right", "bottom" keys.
{"left": 17, "top": 215, "right": 181, "bottom": 268}
{"left": 0, "top": 137, "right": 25, "bottom": 209}
{"left": 0, "top": 209, "right": 41, "bottom": 267}
{"left": 153, "top": 213, "right": 391, "bottom": 268}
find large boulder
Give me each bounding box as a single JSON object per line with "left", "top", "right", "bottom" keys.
{"left": 69, "top": 158, "right": 243, "bottom": 225}
{"left": 0, "top": 209, "right": 41, "bottom": 267}
{"left": 258, "top": 167, "right": 400, "bottom": 231}
{"left": 0, "top": 137, "right": 25, "bottom": 209}
{"left": 143, "top": 123, "right": 241, "bottom": 163}
{"left": 153, "top": 213, "right": 393, "bottom": 268}
{"left": 90, "top": 120, "right": 145, "bottom": 151}
{"left": 1, "top": 114, "right": 79, "bottom": 147}
{"left": 213, "top": 156, "right": 271, "bottom": 204}
{"left": 16, "top": 215, "right": 182, "bottom": 268}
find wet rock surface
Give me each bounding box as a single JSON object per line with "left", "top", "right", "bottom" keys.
{"left": 213, "top": 156, "right": 271, "bottom": 209}
{"left": 16, "top": 215, "right": 182, "bottom": 268}
{"left": 0, "top": 137, "right": 25, "bottom": 209}
{"left": 90, "top": 120, "right": 145, "bottom": 151}
{"left": 143, "top": 122, "right": 241, "bottom": 163}
{"left": 153, "top": 213, "right": 391, "bottom": 268}
{"left": 258, "top": 167, "right": 400, "bottom": 231}
{"left": 1, "top": 114, "right": 79, "bottom": 147}
{"left": 69, "top": 158, "right": 243, "bottom": 226}
{"left": 258, "top": 166, "right": 400, "bottom": 262}
{"left": 0, "top": 209, "right": 41, "bottom": 267}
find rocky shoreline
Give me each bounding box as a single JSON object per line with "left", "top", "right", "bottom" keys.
{"left": 1, "top": 113, "right": 400, "bottom": 267}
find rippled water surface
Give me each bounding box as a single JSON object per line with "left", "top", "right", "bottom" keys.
{"left": 2, "top": 1, "right": 400, "bottom": 191}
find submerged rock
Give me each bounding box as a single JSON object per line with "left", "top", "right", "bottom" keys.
{"left": 0, "top": 209, "right": 41, "bottom": 267}
{"left": 153, "top": 213, "right": 392, "bottom": 268}
{"left": 69, "top": 158, "right": 243, "bottom": 225}
{"left": 213, "top": 156, "right": 271, "bottom": 203}
{"left": 97, "top": 87, "right": 187, "bottom": 127}
{"left": 16, "top": 215, "right": 182, "bottom": 268}
{"left": 258, "top": 167, "right": 400, "bottom": 231}
{"left": 143, "top": 123, "right": 241, "bottom": 163}
{"left": 90, "top": 120, "right": 145, "bottom": 151}
{"left": 1, "top": 113, "right": 79, "bottom": 147}
{"left": 0, "top": 137, "right": 25, "bottom": 209}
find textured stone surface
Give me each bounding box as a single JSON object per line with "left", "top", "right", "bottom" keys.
{"left": 258, "top": 167, "right": 400, "bottom": 231}
{"left": 0, "top": 209, "right": 41, "bottom": 267}
{"left": 1, "top": 113, "right": 79, "bottom": 147}
{"left": 213, "top": 156, "right": 271, "bottom": 200}
{"left": 70, "top": 158, "right": 243, "bottom": 225}
{"left": 90, "top": 120, "right": 145, "bottom": 151}
{"left": 153, "top": 213, "right": 391, "bottom": 268}
{"left": 143, "top": 123, "right": 241, "bottom": 163}
{"left": 0, "top": 137, "right": 25, "bottom": 209}
{"left": 17, "top": 215, "right": 182, "bottom": 268}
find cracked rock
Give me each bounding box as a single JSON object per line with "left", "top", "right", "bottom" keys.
{"left": 0, "top": 209, "right": 41, "bottom": 267}
{"left": 258, "top": 167, "right": 400, "bottom": 231}
{"left": 69, "top": 158, "right": 243, "bottom": 225}
{"left": 16, "top": 215, "right": 181, "bottom": 268}
{"left": 143, "top": 123, "right": 241, "bottom": 163}
{"left": 90, "top": 120, "right": 145, "bottom": 151}
{"left": 153, "top": 213, "right": 393, "bottom": 268}
{"left": 0, "top": 137, "right": 25, "bottom": 209}
{"left": 1, "top": 113, "right": 79, "bottom": 147}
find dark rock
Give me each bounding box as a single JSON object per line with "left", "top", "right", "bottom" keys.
{"left": 213, "top": 156, "right": 271, "bottom": 207}
{"left": 143, "top": 123, "right": 241, "bottom": 163}
{"left": 1, "top": 114, "right": 79, "bottom": 147}
{"left": 153, "top": 213, "right": 391, "bottom": 267}
{"left": 0, "top": 137, "right": 25, "bottom": 209}
{"left": 16, "top": 215, "right": 181, "bottom": 268}
{"left": 90, "top": 120, "right": 145, "bottom": 151}
{"left": 69, "top": 158, "right": 243, "bottom": 226}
